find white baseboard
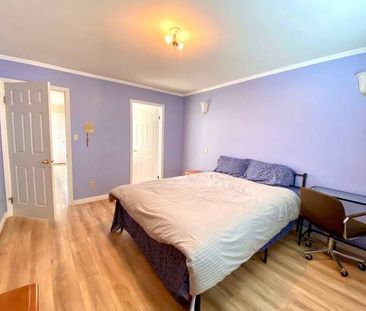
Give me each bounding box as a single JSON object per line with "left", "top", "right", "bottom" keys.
{"left": 0, "top": 211, "right": 8, "bottom": 234}
{"left": 71, "top": 194, "right": 109, "bottom": 205}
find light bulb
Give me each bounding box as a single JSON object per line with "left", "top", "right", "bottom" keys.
{"left": 177, "top": 42, "right": 184, "bottom": 50}
{"left": 165, "top": 35, "right": 173, "bottom": 45}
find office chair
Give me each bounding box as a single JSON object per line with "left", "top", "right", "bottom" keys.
{"left": 300, "top": 188, "right": 366, "bottom": 277}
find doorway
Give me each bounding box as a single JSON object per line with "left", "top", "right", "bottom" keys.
{"left": 130, "top": 100, "right": 164, "bottom": 184}
{"left": 50, "top": 87, "right": 72, "bottom": 212}
{"left": 0, "top": 80, "right": 73, "bottom": 220}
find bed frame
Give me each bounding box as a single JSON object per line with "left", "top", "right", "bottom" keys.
{"left": 110, "top": 172, "right": 308, "bottom": 311}
{"left": 293, "top": 172, "right": 308, "bottom": 189}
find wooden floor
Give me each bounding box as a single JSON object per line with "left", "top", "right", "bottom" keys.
{"left": 0, "top": 200, "right": 366, "bottom": 311}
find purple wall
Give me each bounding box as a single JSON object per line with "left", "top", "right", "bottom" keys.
{"left": 183, "top": 53, "right": 366, "bottom": 196}
{"left": 0, "top": 59, "right": 184, "bottom": 200}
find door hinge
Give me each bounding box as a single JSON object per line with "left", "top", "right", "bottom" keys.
{"left": 3, "top": 96, "right": 6, "bottom": 104}
{"left": 158, "top": 116, "right": 161, "bottom": 120}
{"left": 8, "top": 196, "right": 13, "bottom": 204}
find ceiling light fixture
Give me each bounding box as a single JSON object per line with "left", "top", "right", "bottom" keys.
{"left": 165, "top": 27, "right": 184, "bottom": 50}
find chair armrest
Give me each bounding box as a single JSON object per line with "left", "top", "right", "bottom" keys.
{"left": 343, "top": 212, "right": 366, "bottom": 240}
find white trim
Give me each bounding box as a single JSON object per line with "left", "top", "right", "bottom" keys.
{"left": 50, "top": 86, "right": 74, "bottom": 205}
{"left": 158, "top": 105, "right": 165, "bottom": 181}
{"left": 71, "top": 194, "right": 108, "bottom": 205}
{"left": 0, "top": 78, "right": 23, "bottom": 83}
{"left": 0, "top": 211, "right": 8, "bottom": 234}
{"left": 46, "top": 82, "right": 55, "bottom": 220}
{"left": 184, "top": 47, "right": 366, "bottom": 96}
{"left": 1, "top": 48, "right": 365, "bottom": 98}
{"left": 0, "top": 54, "right": 183, "bottom": 97}
{"left": 130, "top": 99, "right": 165, "bottom": 184}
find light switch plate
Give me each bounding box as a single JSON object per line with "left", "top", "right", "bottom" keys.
{"left": 89, "top": 180, "right": 96, "bottom": 189}
{"left": 73, "top": 134, "right": 79, "bottom": 141}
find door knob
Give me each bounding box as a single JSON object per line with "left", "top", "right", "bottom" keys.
{"left": 42, "top": 159, "right": 50, "bottom": 164}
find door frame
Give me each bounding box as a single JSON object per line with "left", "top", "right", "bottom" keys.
{"left": 130, "top": 99, "right": 165, "bottom": 184}
{"left": 50, "top": 86, "right": 74, "bottom": 204}
{"left": 0, "top": 79, "right": 74, "bottom": 217}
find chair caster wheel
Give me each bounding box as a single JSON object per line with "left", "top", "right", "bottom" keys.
{"left": 340, "top": 269, "right": 348, "bottom": 277}
{"left": 305, "top": 241, "right": 312, "bottom": 247}
{"left": 305, "top": 254, "right": 313, "bottom": 260}
{"left": 358, "top": 263, "right": 366, "bottom": 271}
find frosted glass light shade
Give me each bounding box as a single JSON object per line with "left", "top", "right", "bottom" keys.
{"left": 165, "top": 35, "right": 173, "bottom": 45}
{"left": 356, "top": 71, "right": 366, "bottom": 96}
{"left": 200, "top": 101, "right": 210, "bottom": 114}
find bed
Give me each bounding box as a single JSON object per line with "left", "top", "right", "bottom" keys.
{"left": 110, "top": 158, "right": 307, "bottom": 310}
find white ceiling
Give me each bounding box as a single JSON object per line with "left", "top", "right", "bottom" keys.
{"left": 0, "top": 0, "right": 366, "bottom": 95}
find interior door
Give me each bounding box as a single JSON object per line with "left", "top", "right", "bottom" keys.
{"left": 5, "top": 82, "right": 54, "bottom": 219}
{"left": 132, "top": 103, "right": 161, "bottom": 184}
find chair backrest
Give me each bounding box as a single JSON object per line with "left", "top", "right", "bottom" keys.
{"left": 300, "top": 188, "right": 345, "bottom": 236}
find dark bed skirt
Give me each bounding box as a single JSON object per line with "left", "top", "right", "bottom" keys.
{"left": 111, "top": 200, "right": 296, "bottom": 307}
{"left": 111, "top": 200, "right": 191, "bottom": 306}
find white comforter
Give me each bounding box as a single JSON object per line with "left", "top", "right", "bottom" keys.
{"left": 111, "top": 172, "right": 300, "bottom": 295}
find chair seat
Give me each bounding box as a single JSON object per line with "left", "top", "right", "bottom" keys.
{"left": 347, "top": 219, "right": 366, "bottom": 238}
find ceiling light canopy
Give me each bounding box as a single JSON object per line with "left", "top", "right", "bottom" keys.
{"left": 165, "top": 26, "right": 184, "bottom": 50}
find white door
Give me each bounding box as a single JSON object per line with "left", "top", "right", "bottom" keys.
{"left": 5, "top": 82, "right": 54, "bottom": 219}
{"left": 131, "top": 102, "right": 163, "bottom": 184}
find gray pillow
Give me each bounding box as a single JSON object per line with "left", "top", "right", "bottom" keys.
{"left": 214, "top": 155, "right": 250, "bottom": 178}
{"left": 244, "top": 159, "right": 295, "bottom": 186}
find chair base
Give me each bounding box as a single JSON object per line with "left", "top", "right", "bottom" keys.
{"left": 304, "top": 237, "right": 366, "bottom": 277}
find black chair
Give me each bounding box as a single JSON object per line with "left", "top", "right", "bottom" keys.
{"left": 300, "top": 188, "right": 366, "bottom": 277}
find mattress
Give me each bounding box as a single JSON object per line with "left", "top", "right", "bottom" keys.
{"left": 111, "top": 172, "right": 300, "bottom": 295}
{"left": 111, "top": 201, "right": 297, "bottom": 305}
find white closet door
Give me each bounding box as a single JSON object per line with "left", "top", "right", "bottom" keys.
{"left": 132, "top": 103, "right": 161, "bottom": 184}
